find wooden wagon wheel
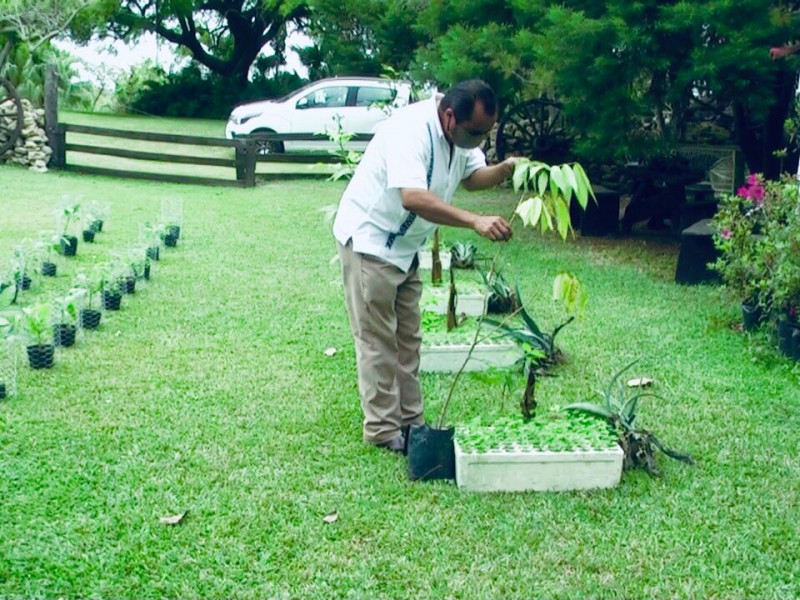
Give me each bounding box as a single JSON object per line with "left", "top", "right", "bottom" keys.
{"left": 495, "top": 98, "right": 573, "bottom": 164}
{"left": 0, "top": 76, "right": 24, "bottom": 156}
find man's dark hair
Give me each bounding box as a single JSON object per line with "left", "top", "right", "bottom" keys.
{"left": 440, "top": 80, "right": 497, "bottom": 123}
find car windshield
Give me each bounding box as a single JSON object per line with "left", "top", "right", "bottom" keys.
{"left": 274, "top": 81, "right": 317, "bottom": 104}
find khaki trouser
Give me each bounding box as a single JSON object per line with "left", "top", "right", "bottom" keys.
{"left": 338, "top": 241, "right": 425, "bottom": 443}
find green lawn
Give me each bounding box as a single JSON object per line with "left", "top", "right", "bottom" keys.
{"left": 0, "top": 161, "right": 799, "bottom": 599}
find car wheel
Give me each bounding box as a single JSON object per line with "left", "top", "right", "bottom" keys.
{"left": 252, "top": 130, "right": 285, "bottom": 155}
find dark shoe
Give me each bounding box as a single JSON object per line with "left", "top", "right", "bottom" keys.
{"left": 401, "top": 425, "right": 412, "bottom": 455}
{"left": 374, "top": 435, "right": 406, "bottom": 454}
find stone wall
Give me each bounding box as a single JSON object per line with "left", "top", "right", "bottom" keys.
{"left": 0, "top": 98, "right": 51, "bottom": 172}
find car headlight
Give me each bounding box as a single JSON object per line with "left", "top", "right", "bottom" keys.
{"left": 230, "top": 114, "right": 259, "bottom": 126}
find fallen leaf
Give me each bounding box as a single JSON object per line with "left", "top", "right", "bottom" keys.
{"left": 160, "top": 511, "right": 188, "bottom": 525}
{"left": 323, "top": 511, "right": 338, "bottom": 524}
{"left": 626, "top": 377, "right": 654, "bottom": 388}
{"left": 325, "top": 347, "right": 337, "bottom": 357}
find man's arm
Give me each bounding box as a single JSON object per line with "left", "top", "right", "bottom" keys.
{"left": 461, "top": 157, "right": 521, "bottom": 191}
{"left": 400, "top": 189, "right": 512, "bottom": 241}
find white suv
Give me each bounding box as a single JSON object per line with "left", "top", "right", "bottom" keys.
{"left": 225, "top": 77, "right": 414, "bottom": 153}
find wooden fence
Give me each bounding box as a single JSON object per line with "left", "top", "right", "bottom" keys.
{"left": 44, "top": 65, "right": 372, "bottom": 187}
{"left": 50, "top": 125, "right": 374, "bottom": 188}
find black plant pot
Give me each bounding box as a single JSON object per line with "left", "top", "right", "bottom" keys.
{"left": 82, "top": 229, "right": 95, "bottom": 243}
{"left": 80, "top": 308, "right": 102, "bottom": 330}
{"left": 41, "top": 261, "right": 57, "bottom": 277}
{"left": 407, "top": 424, "right": 456, "bottom": 481}
{"left": 102, "top": 290, "right": 122, "bottom": 311}
{"left": 0, "top": 382, "right": 6, "bottom": 400}
{"left": 742, "top": 301, "right": 763, "bottom": 332}
{"left": 120, "top": 276, "right": 136, "bottom": 294}
{"left": 487, "top": 294, "right": 514, "bottom": 314}
{"left": 144, "top": 263, "right": 151, "bottom": 280}
{"left": 59, "top": 235, "right": 78, "bottom": 257}
{"left": 167, "top": 225, "right": 181, "bottom": 239}
{"left": 162, "top": 234, "right": 178, "bottom": 248}
{"left": 53, "top": 324, "right": 77, "bottom": 347}
{"left": 14, "top": 274, "right": 31, "bottom": 290}
{"left": 89, "top": 219, "right": 103, "bottom": 232}
{"left": 146, "top": 246, "right": 160, "bottom": 261}
{"left": 27, "top": 344, "right": 55, "bottom": 369}
{"left": 777, "top": 319, "right": 799, "bottom": 357}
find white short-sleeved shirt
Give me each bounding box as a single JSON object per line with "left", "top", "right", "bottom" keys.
{"left": 332, "top": 97, "right": 486, "bottom": 272}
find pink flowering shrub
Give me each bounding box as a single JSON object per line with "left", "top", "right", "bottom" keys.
{"left": 711, "top": 174, "right": 799, "bottom": 316}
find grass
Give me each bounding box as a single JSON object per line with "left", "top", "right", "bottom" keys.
{"left": 0, "top": 155, "right": 799, "bottom": 599}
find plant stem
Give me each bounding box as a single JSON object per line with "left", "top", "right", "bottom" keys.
{"left": 436, "top": 211, "right": 520, "bottom": 429}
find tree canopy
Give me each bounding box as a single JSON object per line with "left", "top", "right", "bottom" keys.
{"left": 88, "top": 0, "right": 309, "bottom": 85}
{"left": 405, "top": 0, "right": 800, "bottom": 175}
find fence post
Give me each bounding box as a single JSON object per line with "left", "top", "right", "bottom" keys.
{"left": 54, "top": 124, "right": 66, "bottom": 167}
{"left": 244, "top": 139, "right": 257, "bottom": 187}
{"left": 235, "top": 141, "right": 245, "bottom": 182}
{"left": 44, "top": 64, "right": 63, "bottom": 168}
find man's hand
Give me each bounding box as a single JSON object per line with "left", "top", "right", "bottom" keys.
{"left": 502, "top": 155, "right": 524, "bottom": 177}
{"left": 473, "top": 215, "right": 512, "bottom": 242}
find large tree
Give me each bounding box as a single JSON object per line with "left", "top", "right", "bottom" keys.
{"left": 297, "top": 0, "right": 423, "bottom": 79}
{"left": 93, "top": 0, "right": 309, "bottom": 86}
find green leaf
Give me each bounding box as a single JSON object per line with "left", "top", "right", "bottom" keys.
{"left": 550, "top": 165, "right": 572, "bottom": 205}
{"left": 540, "top": 202, "right": 553, "bottom": 233}
{"left": 564, "top": 402, "right": 614, "bottom": 422}
{"left": 563, "top": 164, "right": 579, "bottom": 199}
{"left": 536, "top": 170, "right": 549, "bottom": 196}
{"left": 512, "top": 160, "right": 531, "bottom": 191}
{"left": 573, "top": 163, "right": 595, "bottom": 204}
{"left": 515, "top": 198, "right": 534, "bottom": 227}
{"left": 554, "top": 196, "right": 571, "bottom": 240}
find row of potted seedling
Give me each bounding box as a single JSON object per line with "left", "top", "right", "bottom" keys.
{"left": 0, "top": 210, "right": 184, "bottom": 395}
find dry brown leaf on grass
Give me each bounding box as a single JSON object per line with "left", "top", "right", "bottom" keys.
{"left": 323, "top": 511, "right": 338, "bottom": 524}
{"left": 159, "top": 511, "right": 188, "bottom": 525}
{"left": 626, "top": 377, "right": 654, "bottom": 388}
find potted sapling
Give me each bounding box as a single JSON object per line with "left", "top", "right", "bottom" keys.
{"left": 56, "top": 196, "right": 81, "bottom": 257}
{"left": 74, "top": 267, "right": 104, "bottom": 330}
{"left": 10, "top": 244, "right": 32, "bottom": 296}
{"left": 19, "top": 303, "right": 56, "bottom": 369}
{"left": 141, "top": 222, "right": 164, "bottom": 261}
{"left": 35, "top": 233, "right": 60, "bottom": 277}
{"left": 52, "top": 291, "right": 81, "bottom": 348}
{"left": 128, "top": 246, "right": 151, "bottom": 282}
{"left": 113, "top": 252, "right": 137, "bottom": 294}
{"left": 408, "top": 159, "right": 595, "bottom": 482}
{"left": 86, "top": 201, "right": 109, "bottom": 233}
{"left": 161, "top": 223, "right": 178, "bottom": 248}
{"left": 82, "top": 212, "right": 97, "bottom": 243}
{"left": 161, "top": 197, "right": 184, "bottom": 240}
{"left": 102, "top": 262, "right": 125, "bottom": 311}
